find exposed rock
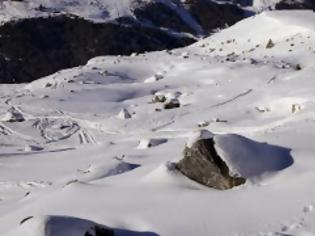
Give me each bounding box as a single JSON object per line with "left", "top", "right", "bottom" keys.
{"left": 117, "top": 108, "right": 132, "bottom": 119}
{"left": 291, "top": 104, "right": 302, "bottom": 113}
{"left": 132, "top": 0, "right": 195, "bottom": 34}
{"left": 85, "top": 225, "right": 114, "bottom": 236}
{"left": 24, "top": 145, "right": 44, "bottom": 152}
{"left": 152, "top": 93, "right": 167, "bottom": 103}
{"left": 164, "top": 98, "right": 180, "bottom": 110}
{"left": 176, "top": 130, "right": 245, "bottom": 190}
{"left": 1, "top": 107, "right": 25, "bottom": 122}
{"left": 266, "top": 39, "right": 275, "bottom": 49}
{"left": 137, "top": 138, "right": 168, "bottom": 149}
{"left": 295, "top": 64, "right": 302, "bottom": 71}
{"left": 144, "top": 74, "right": 164, "bottom": 83}
{"left": 197, "top": 121, "right": 210, "bottom": 128}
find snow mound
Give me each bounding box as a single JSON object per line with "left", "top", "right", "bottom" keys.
{"left": 214, "top": 134, "right": 294, "bottom": 181}
{"left": 79, "top": 161, "right": 141, "bottom": 182}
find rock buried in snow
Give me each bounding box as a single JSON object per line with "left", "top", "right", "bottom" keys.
{"left": 164, "top": 98, "right": 180, "bottom": 110}
{"left": 266, "top": 39, "right": 275, "bottom": 49}
{"left": 144, "top": 73, "right": 164, "bottom": 83}
{"left": 176, "top": 130, "right": 245, "bottom": 190}
{"left": 137, "top": 138, "right": 168, "bottom": 149}
{"left": 117, "top": 108, "right": 132, "bottom": 119}
{"left": 152, "top": 93, "right": 167, "bottom": 103}
{"left": 17, "top": 215, "right": 114, "bottom": 236}
{"left": 1, "top": 107, "right": 25, "bottom": 122}
{"left": 24, "top": 145, "right": 44, "bottom": 152}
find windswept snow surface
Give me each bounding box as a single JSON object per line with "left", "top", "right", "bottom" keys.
{"left": 1, "top": 10, "right": 315, "bottom": 236}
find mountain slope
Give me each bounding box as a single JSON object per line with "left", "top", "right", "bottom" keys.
{"left": 0, "top": 0, "right": 249, "bottom": 83}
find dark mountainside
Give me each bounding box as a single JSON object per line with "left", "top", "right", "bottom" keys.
{"left": 0, "top": 0, "right": 248, "bottom": 83}
{"left": 0, "top": 16, "right": 194, "bottom": 84}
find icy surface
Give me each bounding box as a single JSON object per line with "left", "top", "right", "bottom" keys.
{"left": 0, "top": 10, "right": 315, "bottom": 236}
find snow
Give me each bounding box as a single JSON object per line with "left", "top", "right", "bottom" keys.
{"left": 0, "top": 0, "right": 135, "bottom": 24}
{"left": 0, "top": 9, "right": 315, "bottom": 236}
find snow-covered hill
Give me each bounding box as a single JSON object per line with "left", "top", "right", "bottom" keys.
{"left": 0, "top": 9, "right": 315, "bottom": 236}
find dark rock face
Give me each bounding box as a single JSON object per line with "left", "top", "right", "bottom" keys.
{"left": 275, "top": 0, "right": 315, "bottom": 10}
{"left": 182, "top": 0, "right": 248, "bottom": 34}
{"left": 176, "top": 137, "right": 245, "bottom": 190}
{"left": 132, "top": 0, "right": 248, "bottom": 35}
{"left": 132, "top": 1, "right": 196, "bottom": 34}
{"left": 85, "top": 225, "right": 114, "bottom": 236}
{"left": 0, "top": 15, "right": 194, "bottom": 83}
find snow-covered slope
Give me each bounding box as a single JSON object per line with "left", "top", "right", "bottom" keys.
{"left": 0, "top": 0, "right": 134, "bottom": 24}
{"left": 1, "top": 9, "right": 315, "bottom": 236}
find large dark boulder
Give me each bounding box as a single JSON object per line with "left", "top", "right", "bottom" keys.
{"left": 176, "top": 131, "right": 245, "bottom": 190}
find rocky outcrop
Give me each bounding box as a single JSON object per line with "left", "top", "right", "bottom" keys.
{"left": 132, "top": 0, "right": 248, "bottom": 35}
{"left": 176, "top": 130, "right": 245, "bottom": 190}
{"left": 1, "top": 107, "right": 25, "bottom": 122}
{"left": 182, "top": 0, "right": 248, "bottom": 34}
{"left": 275, "top": 0, "right": 315, "bottom": 10}
{"left": 132, "top": 1, "right": 196, "bottom": 34}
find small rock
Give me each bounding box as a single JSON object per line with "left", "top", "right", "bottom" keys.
{"left": 198, "top": 121, "right": 210, "bottom": 128}
{"left": 117, "top": 108, "right": 132, "bottom": 119}
{"left": 2, "top": 107, "right": 25, "bottom": 122}
{"left": 24, "top": 145, "right": 44, "bottom": 152}
{"left": 85, "top": 225, "right": 114, "bottom": 236}
{"left": 152, "top": 93, "right": 166, "bottom": 103}
{"left": 40, "top": 95, "right": 49, "bottom": 99}
{"left": 266, "top": 39, "right": 275, "bottom": 49}
{"left": 44, "top": 82, "right": 53, "bottom": 88}
{"left": 137, "top": 138, "right": 167, "bottom": 149}
{"left": 180, "top": 52, "right": 189, "bottom": 59}
{"left": 295, "top": 64, "right": 302, "bottom": 71}
{"left": 292, "top": 104, "right": 301, "bottom": 113}
{"left": 164, "top": 98, "right": 180, "bottom": 110}
{"left": 144, "top": 73, "right": 164, "bottom": 83}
